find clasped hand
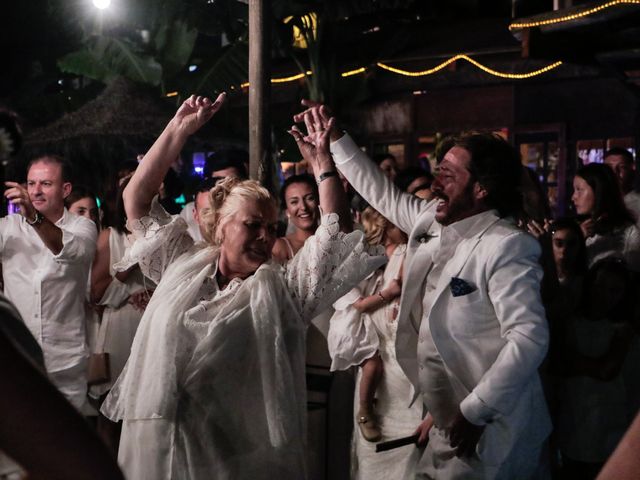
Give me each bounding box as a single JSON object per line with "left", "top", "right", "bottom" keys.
{"left": 289, "top": 100, "right": 337, "bottom": 175}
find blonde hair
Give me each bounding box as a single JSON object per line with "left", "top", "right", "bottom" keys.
{"left": 200, "top": 177, "right": 277, "bottom": 245}
{"left": 361, "top": 207, "right": 390, "bottom": 247}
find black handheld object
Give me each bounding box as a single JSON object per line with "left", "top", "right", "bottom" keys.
{"left": 375, "top": 434, "right": 421, "bottom": 453}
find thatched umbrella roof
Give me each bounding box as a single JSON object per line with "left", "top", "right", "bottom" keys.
{"left": 10, "top": 78, "right": 174, "bottom": 195}
{"left": 13, "top": 77, "right": 242, "bottom": 199}
{"left": 25, "top": 77, "right": 173, "bottom": 145}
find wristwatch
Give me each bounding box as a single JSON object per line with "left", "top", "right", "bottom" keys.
{"left": 26, "top": 210, "right": 44, "bottom": 226}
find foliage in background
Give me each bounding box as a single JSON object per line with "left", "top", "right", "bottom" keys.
{"left": 56, "top": 0, "right": 249, "bottom": 98}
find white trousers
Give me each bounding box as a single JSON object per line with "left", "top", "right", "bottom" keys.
{"left": 416, "top": 426, "right": 548, "bottom": 480}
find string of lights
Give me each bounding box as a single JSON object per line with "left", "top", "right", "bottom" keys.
{"left": 376, "top": 55, "right": 563, "bottom": 79}
{"left": 509, "top": 0, "right": 640, "bottom": 30}
{"left": 244, "top": 55, "right": 561, "bottom": 87}
{"left": 376, "top": 56, "right": 461, "bottom": 77}
{"left": 174, "top": 54, "right": 562, "bottom": 96}
{"left": 240, "top": 70, "right": 313, "bottom": 88}
{"left": 341, "top": 67, "right": 366, "bottom": 77}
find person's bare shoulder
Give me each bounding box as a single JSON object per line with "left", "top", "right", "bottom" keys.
{"left": 271, "top": 238, "right": 291, "bottom": 263}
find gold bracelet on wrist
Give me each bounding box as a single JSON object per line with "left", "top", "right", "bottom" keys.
{"left": 378, "top": 291, "right": 387, "bottom": 303}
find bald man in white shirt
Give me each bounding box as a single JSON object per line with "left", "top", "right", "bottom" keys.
{"left": 1, "top": 155, "right": 97, "bottom": 409}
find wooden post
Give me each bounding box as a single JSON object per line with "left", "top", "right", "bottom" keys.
{"left": 248, "top": 0, "right": 272, "bottom": 189}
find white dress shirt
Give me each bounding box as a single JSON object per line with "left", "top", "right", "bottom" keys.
{"left": 0, "top": 210, "right": 97, "bottom": 372}
{"left": 179, "top": 201, "right": 204, "bottom": 242}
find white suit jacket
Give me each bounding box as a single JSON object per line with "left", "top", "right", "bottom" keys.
{"left": 331, "top": 135, "right": 552, "bottom": 467}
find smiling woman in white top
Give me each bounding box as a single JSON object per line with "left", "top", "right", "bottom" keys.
{"left": 100, "top": 94, "right": 384, "bottom": 480}
{"left": 271, "top": 174, "right": 319, "bottom": 262}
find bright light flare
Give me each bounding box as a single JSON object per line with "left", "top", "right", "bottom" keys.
{"left": 92, "top": 0, "right": 111, "bottom": 10}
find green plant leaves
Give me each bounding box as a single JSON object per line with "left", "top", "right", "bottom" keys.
{"left": 58, "top": 36, "right": 163, "bottom": 86}
{"left": 155, "top": 20, "right": 199, "bottom": 78}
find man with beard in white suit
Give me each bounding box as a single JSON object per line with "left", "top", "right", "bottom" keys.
{"left": 294, "top": 103, "right": 551, "bottom": 479}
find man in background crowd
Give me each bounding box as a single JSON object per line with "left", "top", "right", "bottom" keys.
{"left": 1, "top": 155, "right": 97, "bottom": 409}
{"left": 604, "top": 147, "right": 640, "bottom": 221}
{"left": 180, "top": 150, "right": 248, "bottom": 241}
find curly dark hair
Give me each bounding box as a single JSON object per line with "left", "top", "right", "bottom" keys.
{"left": 452, "top": 133, "right": 523, "bottom": 218}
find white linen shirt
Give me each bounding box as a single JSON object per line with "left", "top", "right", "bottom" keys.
{"left": 0, "top": 210, "right": 97, "bottom": 372}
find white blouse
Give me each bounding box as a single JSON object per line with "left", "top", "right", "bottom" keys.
{"left": 102, "top": 199, "right": 385, "bottom": 478}
{"left": 585, "top": 222, "right": 640, "bottom": 272}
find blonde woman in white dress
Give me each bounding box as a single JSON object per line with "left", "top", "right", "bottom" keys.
{"left": 100, "top": 94, "right": 384, "bottom": 480}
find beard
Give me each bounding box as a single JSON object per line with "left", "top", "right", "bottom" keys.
{"left": 435, "top": 182, "right": 478, "bottom": 226}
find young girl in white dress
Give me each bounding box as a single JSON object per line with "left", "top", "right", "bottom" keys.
{"left": 328, "top": 207, "right": 422, "bottom": 479}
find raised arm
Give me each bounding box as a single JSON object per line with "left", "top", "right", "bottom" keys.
{"left": 289, "top": 109, "right": 352, "bottom": 232}
{"left": 293, "top": 100, "right": 430, "bottom": 235}
{"left": 90, "top": 228, "right": 113, "bottom": 304}
{"left": 123, "top": 94, "right": 225, "bottom": 221}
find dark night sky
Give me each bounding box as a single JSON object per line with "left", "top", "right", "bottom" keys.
{"left": 0, "top": 1, "right": 80, "bottom": 97}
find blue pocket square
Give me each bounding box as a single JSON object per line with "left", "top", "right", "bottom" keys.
{"left": 449, "top": 277, "right": 476, "bottom": 297}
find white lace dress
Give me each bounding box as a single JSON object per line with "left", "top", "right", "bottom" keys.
{"left": 90, "top": 228, "right": 155, "bottom": 397}
{"left": 101, "top": 199, "right": 384, "bottom": 480}
{"left": 328, "top": 245, "right": 422, "bottom": 480}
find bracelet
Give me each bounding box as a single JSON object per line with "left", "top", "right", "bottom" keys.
{"left": 316, "top": 170, "right": 338, "bottom": 185}
{"left": 377, "top": 291, "right": 387, "bottom": 303}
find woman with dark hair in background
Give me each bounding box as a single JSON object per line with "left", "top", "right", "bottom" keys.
{"left": 572, "top": 163, "right": 640, "bottom": 271}
{"left": 66, "top": 185, "right": 101, "bottom": 231}
{"left": 272, "top": 174, "right": 319, "bottom": 262}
